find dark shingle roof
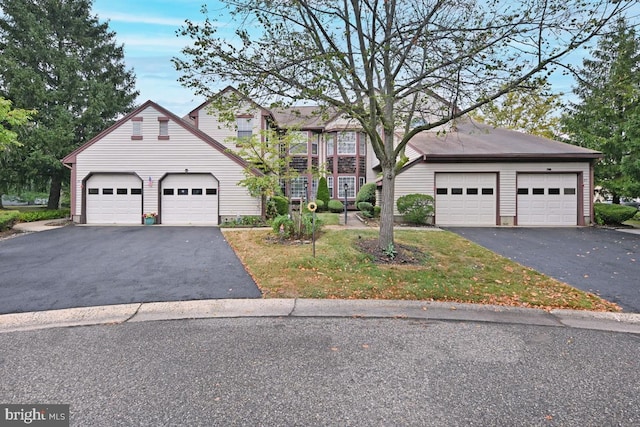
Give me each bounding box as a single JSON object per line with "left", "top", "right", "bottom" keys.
{"left": 408, "top": 118, "right": 601, "bottom": 161}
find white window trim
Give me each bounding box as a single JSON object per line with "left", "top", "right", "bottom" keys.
{"left": 327, "top": 135, "right": 334, "bottom": 156}
{"left": 337, "top": 132, "right": 356, "bottom": 155}
{"left": 237, "top": 117, "right": 253, "bottom": 139}
{"left": 338, "top": 176, "right": 356, "bottom": 198}
{"left": 289, "top": 131, "right": 308, "bottom": 155}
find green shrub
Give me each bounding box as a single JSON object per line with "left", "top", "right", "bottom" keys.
{"left": 355, "top": 182, "right": 376, "bottom": 206}
{"left": 271, "top": 213, "right": 323, "bottom": 239}
{"left": 0, "top": 211, "right": 20, "bottom": 231}
{"left": 397, "top": 193, "right": 434, "bottom": 225}
{"left": 271, "top": 195, "right": 289, "bottom": 216}
{"left": 17, "top": 209, "right": 70, "bottom": 223}
{"left": 316, "top": 177, "right": 330, "bottom": 210}
{"left": 266, "top": 198, "right": 279, "bottom": 219}
{"left": 314, "top": 200, "right": 325, "bottom": 211}
{"left": 594, "top": 203, "right": 638, "bottom": 225}
{"left": 328, "top": 199, "right": 344, "bottom": 213}
{"left": 272, "top": 215, "right": 294, "bottom": 237}
{"left": 373, "top": 205, "right": 381, "bottom": 218}
{"left": 357, "top": 201, "right": 374, "bottom": 218}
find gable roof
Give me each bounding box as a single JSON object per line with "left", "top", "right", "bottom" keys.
{"left": 406, "top": 118, "right": 601, "bottom": 162}
{"left": 187, "top": 86, "right": 272, "bottom": 120}
{"left": 270, "top": 105, "right": 339, "bottom": 130}
{"left": 62, "top": 100, "right": 262, "bottom": 176}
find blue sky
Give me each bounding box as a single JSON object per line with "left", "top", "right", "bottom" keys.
{"left": 91, "top": 0, "right": 603, "bottom": 117}
{"left": 93, "top": 0, "right": 231, "bottom": 116}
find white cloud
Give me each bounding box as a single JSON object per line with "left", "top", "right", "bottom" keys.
{"left": 95, "top": 10, "right": 189, "bottom": 27}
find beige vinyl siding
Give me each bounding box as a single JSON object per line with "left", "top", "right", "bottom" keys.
{"left": 392, "top": 161, "right": 592, "bottom": 217}
{"left": 195, "top": 102, "right": 263, "bottom": 153}
{"left": 73, "top": 105, "right": 260, "bottom": 218}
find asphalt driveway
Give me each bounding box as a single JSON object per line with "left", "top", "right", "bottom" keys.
{"left": 447, "top": 227, "right": 640, "bottom": 313}
{"left": 0, "top": 226, "right": 261, "bottom": 314}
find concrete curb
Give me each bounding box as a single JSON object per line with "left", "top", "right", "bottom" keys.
{"left": 1, "top": 299, "right": 639, "bottom": 334}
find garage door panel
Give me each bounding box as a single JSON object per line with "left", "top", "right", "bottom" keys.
{"left": 161, "top": 174, "right": 218, "bottom": 225}
{"left": 86, "top": 174, "right": 142, "bottom": 224}
{"left": 435, "top": 173, "right": 497, "bottom": 226}
{"left": 517, "top": 173, "right": 577, "bottom": 226}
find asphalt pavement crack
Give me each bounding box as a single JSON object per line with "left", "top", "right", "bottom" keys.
{"left": 122, "top": 303, "right": 143, "bottom": 323}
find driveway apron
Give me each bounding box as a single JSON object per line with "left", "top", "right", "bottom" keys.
{"left": 447, "top": 227, "right": 640, "bottom": 313}
{"left": 0, "top": 226, "right": 261, "bottom": 314}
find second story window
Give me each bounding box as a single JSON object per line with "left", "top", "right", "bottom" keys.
{"left": 158, "top": 117, "right": 169, "bottom": 140}
{"left": 289, "top": 131, "right": 307, "bottom": 155}
{"left": 131, "top": 117, "right": 143, "bottom": 140}
{"left": 337, "top": 131, "right": 356, "bottom": 155}
{"left": 237, "top": 116, "right": 253, "bottom": 139}
{"left": 326, "top": 135, "right": 334, "bottom": 156}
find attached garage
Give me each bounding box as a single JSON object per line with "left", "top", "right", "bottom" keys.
{"left": 161, "top": 173, "right": 219, "bottom": 225}
{"left": 517, "top": 173, "right": 578, "bottom": 226}
{"left": 389, "top": 117, "right": 601, "bottom": 227}
{"left": 85, "top": 173, "right": 142, "bottom": 224}
{"left": 434, "top": 173, "right": 497, "bottom": 226}
{"left": 62, "top": 100, "right": 262, "bottom": 226}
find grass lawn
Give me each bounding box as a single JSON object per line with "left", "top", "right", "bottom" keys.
{"left": 223, "top": 228, "right": 620, "bottom": 312}
{"left": 315, "top": 212, "right": 340, "bottom": 225}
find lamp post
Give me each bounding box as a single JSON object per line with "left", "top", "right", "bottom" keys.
{"left": 304, "top": 182, "right": 308, "bottom": 207}
{"left": 344, "top": 182, "right": 348, "bottom": 225}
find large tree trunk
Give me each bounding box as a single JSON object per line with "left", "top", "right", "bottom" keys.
{"left": 0, "top": 194, "right": 3, "bottom": 210}
{"left": 378, "top": 162, "right": 396, "bottom": 249}
{"left": 47, "top": 174, "right": 62, "bottom": 210}
{"left": 378, "top": 127, "right": 397, "bottom": 249}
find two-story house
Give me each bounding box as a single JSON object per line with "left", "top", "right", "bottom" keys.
{"left": 63, "top": 86, "right": 601, "bottom": 226}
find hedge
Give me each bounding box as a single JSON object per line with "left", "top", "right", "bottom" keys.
{"left": 397, "top": 193, "right": 434, "bottom": 225}
{"left": 270, "top": 196, "right": 289, "bottom": 216}
{"left": 594, "top": 203, "right": 638, "bottom": 225}
{"left": 328, "top": 199, "right": 344, "bottom": 213}
{"left": 355, "top": 182, "right": 376, "bottom": 206}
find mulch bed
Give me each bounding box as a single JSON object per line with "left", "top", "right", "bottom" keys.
{"left": 355, "top": 237, "right": 426, "bottom": 265}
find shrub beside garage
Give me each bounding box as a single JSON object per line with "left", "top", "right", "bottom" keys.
{"left": 594, "top": 203, "right": 638, "bottom": 225}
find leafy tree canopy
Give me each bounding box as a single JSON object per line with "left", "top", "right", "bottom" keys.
{"left": 562, "top": 18, "right": 640, "bottom": 201}
{"left": 472, "top": 78, "right": 562, "bottom": 139}
{"left": 175, "top": 0, "right": 633, "bottom": 247}
{"left": 0, "top": 0, "right": 138, "bottom": 208}
{"left": 0, "top": 97, "right": 34, "bottom": 151}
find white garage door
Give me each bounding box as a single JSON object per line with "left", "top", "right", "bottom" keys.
{"left": 86, "top": 174, "right": 142, "bottom": 224}
{"left": 161, "top": 174, "right": 219, "bottom": 225}
{"left": 435, "top": 173, "right": 497, "bottom": 226}
{"left": 517, "top": 173, "right": 577, "bottom": 226}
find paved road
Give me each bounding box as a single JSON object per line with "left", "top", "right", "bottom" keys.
{"left": 0, "top": 317, "right": 638, "bottom": 426}
{"left": 0, "top": 226, "right": 260, "bottom": 314}
{"left": 447, "top": 227, "right": 640, "bottom": 313}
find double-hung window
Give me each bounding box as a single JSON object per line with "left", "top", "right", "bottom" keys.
{"left": 337, "top": 132, "right": 356, "bottom": 155}
{"left": 237, "top": 116, "right": 253, "bottom": 139}
{"left": 289, "top": 131, "right": 308, "bottom": 155}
